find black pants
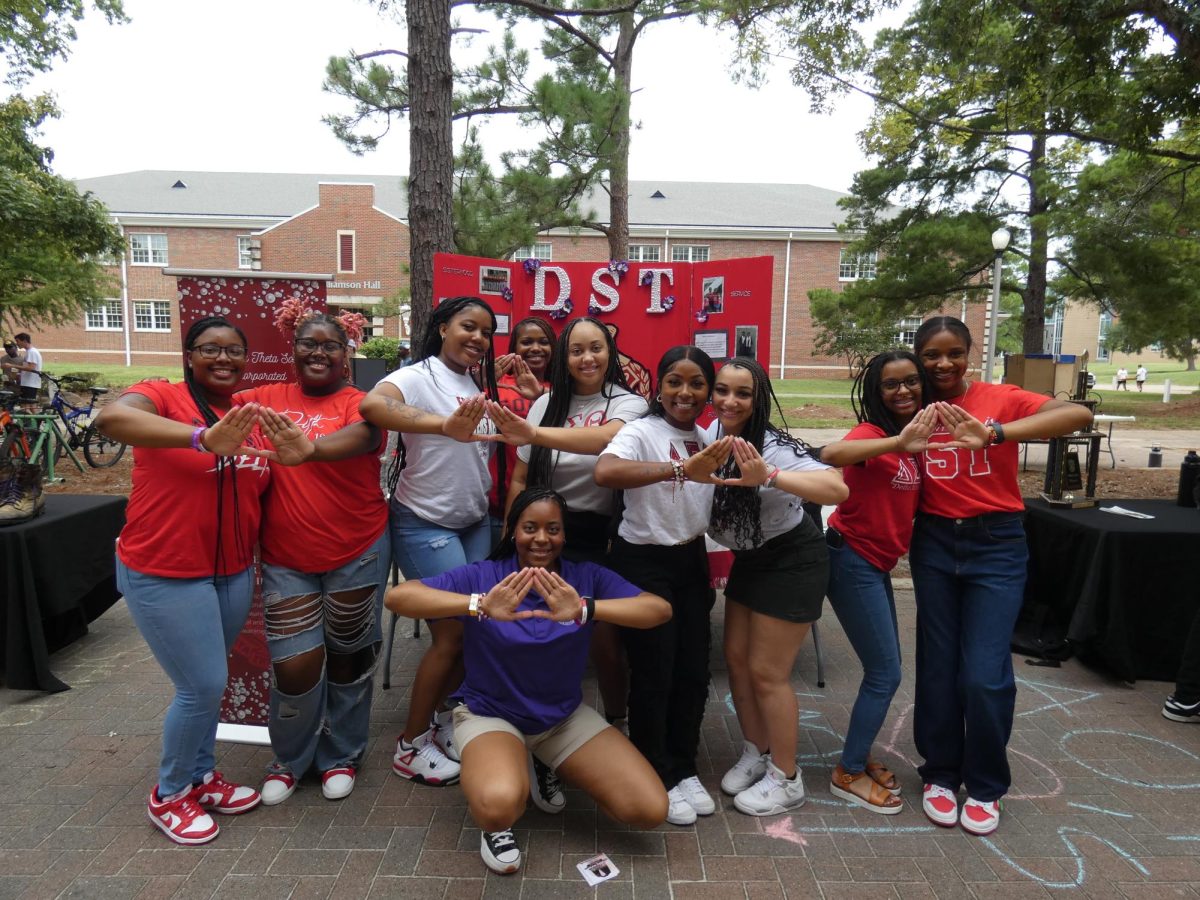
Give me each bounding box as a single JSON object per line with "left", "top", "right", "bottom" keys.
{"left": 608, "top": 535, "right": 715, "bottom": 788}
{"left": 1176, "top": 605, "right": 1200, "bottom": 703}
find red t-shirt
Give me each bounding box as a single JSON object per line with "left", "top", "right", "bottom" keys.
{"left": 828, "top": 423, "right": 922, "bottom": 572}
{"left": 236, "top": 382, "right": 387, "bottom": 572}
{"left": 487, "top": 374, "right": 547, "bottom": 519}
{"left": 117, "top": 380, "right": 271, "bottom": 578}
{"left": 919, "top": 381, "right": 1050, "bottom": 518}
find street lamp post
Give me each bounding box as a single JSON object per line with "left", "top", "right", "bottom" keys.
{"left": 983, "top": 227, "right": 1010, "bottom": 383}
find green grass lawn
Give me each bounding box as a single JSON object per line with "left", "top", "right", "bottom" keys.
{"left": 44, "top": 363, "right": 178, "bottom": 390}
{"left": 1086, "top": 362, "right": 1200, "bottom": 388}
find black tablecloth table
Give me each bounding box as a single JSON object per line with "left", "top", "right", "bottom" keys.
{"left": 1, "top": 494, "right": 126, "bottom": 692}
{"left": 1023, "top": 498, "right": 1200, "bottom": 682}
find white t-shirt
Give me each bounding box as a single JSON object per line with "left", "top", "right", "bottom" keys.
{"left": 702, "top": 423, "right": 830, "bottom": 550}
{"left": 601, "top": 416, "right": 713, "bottom": 545}
{"left": 1136, "top": 367, "right": 1147, "bottom": 382}
{"left": 517, "top": 387, "right": 647, "bottom": 515}
{"left": 21, "top": 346, "right": 42, "bottom": 391}
{"left": 380, "top": 357, "right": 495, "bottom": 528}
{"left": 1117, "top": 368, "right": 1128, "bottom": 381}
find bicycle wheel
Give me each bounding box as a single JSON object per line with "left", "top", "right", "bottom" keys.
{"left": 2, "top": 421, "right": 35, "bottom": 460}
{"left": 82, "top": 424, "right": 127, "bottom": 468}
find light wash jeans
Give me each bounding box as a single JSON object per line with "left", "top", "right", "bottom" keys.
{"left": 825, "top": 540, "right": 903, "bottom": 774}
{"left": 262, "top": 529, "right": 390, "bottom": 776}
{"left": 389, "top": 502, "right": 492, "bottom": 580}
{"left": 117, "top": 558, "right": 253, "bottom": 796}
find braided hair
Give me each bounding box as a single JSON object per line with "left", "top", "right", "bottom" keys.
{"left": 851, "top": 349, "right": 931, "bottom": 436}
{"left": 488, "top": 486, "right": 568, "bottom": 561}
{"left": 183, "top": 316, "right": 249, "bottom": 575}
{"left": 646, "top": 345, "right": 716, "bottom": 419}
{"left": 709, "top": 356, "right": 818, "bottom": 549}
{"left": 527, "top": 316, "right": 632, "bottom": 490}
{"left": 387, "top": 297, "right": 503, "bottom": 495}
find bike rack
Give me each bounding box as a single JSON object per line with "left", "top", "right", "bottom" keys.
{"left": 12, "top": 411, "right": 85, "bottom": 482}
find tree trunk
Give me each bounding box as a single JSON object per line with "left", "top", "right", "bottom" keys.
{"left": 407, "top": 0, "right": 456, "bottom": 354}
{"left": 1023, "top": 132, "right": 1049, "bottom": 354}
{"left": 607, "top": 14, "right": 635, "bottom": 261}
{"left": 1187, "top": 352, "right": 1196, "bottom": 371}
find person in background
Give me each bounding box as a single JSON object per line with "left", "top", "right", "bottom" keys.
{"left": 1136, "top": 364, "right": 1148, "bottom": 392}
{"left": 910, "top": 316, "right": 1092, "bottom": 836}
{"left": 1163, "top": 605, "right": 1200, "bottom": 724}
{"left": 3, "top": 333, "right": 42, "bottom": 401}
{"left": 1116, "top": 366, "right": 1128, "bottom": 390}
{"left": 94, "top": 317, "right": 271, "bottom": 846}
{"left": 385, "top": 488, "right": 670, "bottom": 875}
{"left": 2, "top": 341, "right": 22, "bottom": 392}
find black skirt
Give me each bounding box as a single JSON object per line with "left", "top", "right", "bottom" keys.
{"left": 724, "top": 515, "right": 828, "bottom": 623}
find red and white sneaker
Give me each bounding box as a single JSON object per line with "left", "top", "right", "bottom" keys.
{"left": 191, "top": 770, "right": 261, "bottom": 815}
{"left": 261, "top": 770, "right": 298, "bottom": 806}
{"left": 960, "top": 797, "right": 1001, "bottom": 836}
{"left": 393, "top": 735, "right": 461, "bottom": 785}
{"left": 921, "top": 784, "right": 959, "bottom": 827}
{"left": 148, "top": 787, "right": 219, "bottom": 845}
{"left": 322, "top": 767, "right": 356, "bottom": 801}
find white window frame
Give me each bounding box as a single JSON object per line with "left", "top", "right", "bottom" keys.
{"left": 839, "top": 249, "right": 877, "bottom": 281}
{"left": 337, "top": 230, "right": 356, "bottom": 274}
{"left": 1097, "top": 311, "right": 1112, "bottom": 361}
{"left": 671, "top": 244, "right": 709, "bottom": 263}
{"left": 130, "top": 233, "right": 168, "bottom": 266}
{"left": 133, "top": 299, "right": 172, "bottom": 333}
{"left": 513, "top": 242, "right": 553, "bottom": 261}
{"left": 85, "top": 300, "right": 124, "bottom": 331}
{"left": 629, "top": 244, "right": 661, "bottom": 262}
{"left": 237, "top": 236, "right": 255, "bottom": 269}
{"left": 895, "top": 316, "right": 923, "bottom": 347}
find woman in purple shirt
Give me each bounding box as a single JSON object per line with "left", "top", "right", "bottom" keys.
{"left": 386, "top": 487, "right": 671, "bottom": 876}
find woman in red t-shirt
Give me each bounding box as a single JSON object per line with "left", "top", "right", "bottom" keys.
{"left": 821, "top": 349, "right": 937, "bottom": 815}
{"left": 235, "top": 306, "right": 389, "bottom": 807}
{"left": 94, "top": 316, "right": 272, "bottom": 846}
{"left": 910, "top": 317, "right": 1092, "bottom": 836}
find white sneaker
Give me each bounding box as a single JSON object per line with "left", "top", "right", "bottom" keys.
{"left": 733, "top": 762, "right": 806, "bottom": 816}
{"left": 260, "top": 770, "right": 297, "bottom": 806}
{"left": 392, "top": 734, "right": 461, "bottom": 786}
{"left": 721, "top": 741, "right": 768, "bottom": 795}
{"left": 431, "top": 710, "right": 461, "bottom": 762}
{"left": 675, "top": 775, "right": 715, "bottom": 816}
{"left": 321, "top": 767, "right": 356, "bottom": 800}
{"left": 666, "top": 786, "right": 698, "bottom": 826}
{"left": 480, "top": 828, "right": 522, "bottom": 874}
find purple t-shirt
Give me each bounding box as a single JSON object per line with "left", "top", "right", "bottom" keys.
{"left": 423, "top": 556, "right": 641, "bottom": 733}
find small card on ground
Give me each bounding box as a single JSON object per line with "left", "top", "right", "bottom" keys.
{"left": 577, "top": 853, "right": 619, "bottom": 885}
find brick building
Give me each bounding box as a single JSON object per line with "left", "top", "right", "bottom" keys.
{"left": 42, "top": 171, "right": 987, "bottom": 374}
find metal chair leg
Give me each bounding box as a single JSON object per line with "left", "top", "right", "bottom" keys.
{"left": 810, "top": 620, "right": 826, "bottom": 689}
{"left": 380, "top": 561, "right": 421, "bottom": 689}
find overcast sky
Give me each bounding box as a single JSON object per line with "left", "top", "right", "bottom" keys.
{"left": 25, "top": 0, "right": 882, "bottom": 194}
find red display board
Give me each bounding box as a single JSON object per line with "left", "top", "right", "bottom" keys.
{"left": 175, "top": 274, "right": 329, "bottom": 730}
{"left": 434, "top": 253, "right": 774, "bottom": 397}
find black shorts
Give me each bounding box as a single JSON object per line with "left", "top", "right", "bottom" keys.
{"left": 724, "top": 516, "right": 829, "bottom": 623}
{"left": 19, "top": 386, "right": 37, "bottom": 401}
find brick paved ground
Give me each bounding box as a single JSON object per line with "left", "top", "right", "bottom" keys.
{"left": 3, "top": 585, "right": 1199, "bottom": 899}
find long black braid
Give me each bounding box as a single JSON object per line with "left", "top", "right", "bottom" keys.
{"left": 183, "top": 316, "right": 249, "bottom": 576}
{"left": 527, "top": 316, "right": 632, "bottom": 490}
{"left": 386, "top": 297, "right": 504, "bottom": 496}
{"left": 487, "top": 486, "right": 568, "bottom": 561}
{"left": 851, "top": 349, "right": 932, "bottom": 436}
{"left": 710, "top": 356, "right": 817, "bottom": 549}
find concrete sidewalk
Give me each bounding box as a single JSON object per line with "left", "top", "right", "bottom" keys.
{"left": 4, "top": 586, "right": 1200, "bottom": 898}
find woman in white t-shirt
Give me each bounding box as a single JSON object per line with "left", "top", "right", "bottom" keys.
{"left": 360, "top": 296, "right": 501, "bottom": 788}
{"left": 594, "top": 345, "right": 733, "bottom": 827}
{"left": 704, "top": 357, "right": 848, "bottom": 817}
{"left": 491, "top": 317, "right": 648, "bottom": 736}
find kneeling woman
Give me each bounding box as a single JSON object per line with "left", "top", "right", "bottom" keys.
{"left": 386, "top": 488, "right": 670, "bottom": 875}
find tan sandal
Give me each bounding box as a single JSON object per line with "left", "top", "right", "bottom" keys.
{"left": 830, "top": 764, "right": 903, "bottom": 815}
{"left": 865, "top": 760, "right": 902, "bottom": 796}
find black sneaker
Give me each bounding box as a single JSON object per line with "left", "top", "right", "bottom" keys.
{"left": 480, "top": 828, "right": 521, "bottom": 874}
{"left": 1162, "top": 694, "right": 1200, "bottom": 723}
{"left": 529, "top": 756, "right": 566, "bottom": 814}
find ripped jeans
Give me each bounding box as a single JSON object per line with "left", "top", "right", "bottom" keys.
{"left": 389, "top": 502, "right": 493, "bottom": 581}
{"left": 262, "top": 529, "right": 390, "bottom": 776}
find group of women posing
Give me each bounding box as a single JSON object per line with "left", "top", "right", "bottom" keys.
{"left": 100, "top": 296, "right": 1089, "bottom": 866}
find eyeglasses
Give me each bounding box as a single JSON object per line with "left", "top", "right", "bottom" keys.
{"left": 881, "top": 375, "right": 922, "bottom": 392}
{"left": 191, "top": 343, "right": 246, "bottom": 360}
{"left": 294, "top": 338, "right": 347, "bottom": 354}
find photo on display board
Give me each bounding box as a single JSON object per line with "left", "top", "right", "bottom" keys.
{"left": 735, "top": 325, "right": 758, "bottom": 359}
{"left": 701, "top": 276, "right": 725, "bottom": 314}
{"left": 479, "top": 266, "right": 511, "bottom": 296}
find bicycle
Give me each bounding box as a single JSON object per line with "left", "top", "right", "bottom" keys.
{"left": 0, "top": 390, "right": 35, "bottom": 459}
{"left": 35, "top": 373, "right": 128, "bottom": 468}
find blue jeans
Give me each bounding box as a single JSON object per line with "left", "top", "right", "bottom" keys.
{"left": 116, "top": 559, "right": 253, "bottom": 796}
{"left": 389, "top": 502, "right": 492, "bottom": 580}
{"left": 826, "top": 541, "right": 902, "bottom": 774}
{"left": 909, "top": 512, "right": 1028, "bottom": 802}
{"left": 262, "top": 529, "right": 390, "bottom": 775}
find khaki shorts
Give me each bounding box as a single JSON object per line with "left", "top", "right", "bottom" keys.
{"left": 452, "top": 702, "right": 609, "bottom": 770}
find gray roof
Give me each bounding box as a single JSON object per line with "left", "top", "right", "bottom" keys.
{"left": 73, "top": 171, "right": 409, "bottom": 220}
{"left": 74, "top": 171, "right": 850, "bottom": 231}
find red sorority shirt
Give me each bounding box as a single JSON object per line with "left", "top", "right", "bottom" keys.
{"left": 828, "top": 423, "right": 922, "bottom": 572}
{"left": 117, "top": 380, "right": 271, "bottom": 578}
{"left": 236, "top": 382, "right": 387, "bottom": 572}
{"left": 487, "top": 374, "right": 547, "bottom": 519}
{"left": 919, "top": 381, "right": 1050, "bottom": 518}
